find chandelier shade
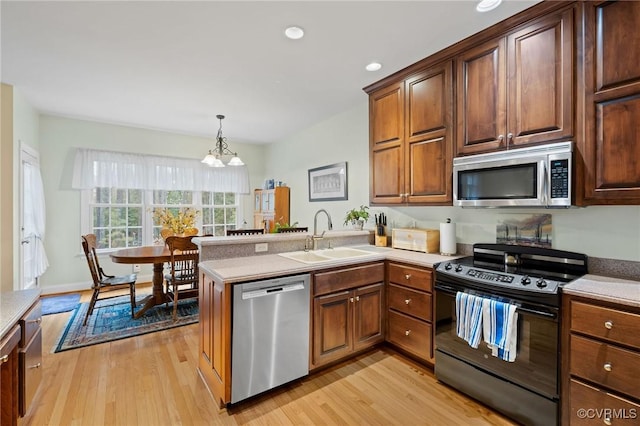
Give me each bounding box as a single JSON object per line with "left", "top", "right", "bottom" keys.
{"left": 202, "top": 114, "right": 244, "bottom": 167}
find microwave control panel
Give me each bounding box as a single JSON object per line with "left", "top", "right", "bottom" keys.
{"left": 550, "top": 159, "right": 569, "bottom": 199}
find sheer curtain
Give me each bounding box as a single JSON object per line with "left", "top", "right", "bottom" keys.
{"left": 23, "top": 162, "right": 49, "bottom": 278}
{"left": 72, "top": 148, "right": 250, "bottom": 193}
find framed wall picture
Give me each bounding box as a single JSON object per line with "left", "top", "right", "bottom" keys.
{"left": 308, "top": 162, "right": 348, "bottom": 201}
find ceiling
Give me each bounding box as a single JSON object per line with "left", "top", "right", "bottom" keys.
{"left": 1, "top": 0, "right": 540, "bottom": 144}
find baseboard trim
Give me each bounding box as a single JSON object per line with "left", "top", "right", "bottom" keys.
{"left": 40, "top": 274, "right": 153, "bottom": 295}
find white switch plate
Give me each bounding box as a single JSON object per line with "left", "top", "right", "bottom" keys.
{"left": 132, "top": 264, "right": 141, "bottom": 273}
{"left": 255, "top": 243, "right": 268, "bottom": 253}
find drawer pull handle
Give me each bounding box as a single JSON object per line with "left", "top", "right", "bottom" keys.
{"left": 405, "top": 274, "right": 411, "bottom": 280}
{"left": 27, "top": 318, "right": 42, "bottom": 324}
{"left": 0, "top": 354, "right": 8, "bottom": 364}
{"left": 603, "top": 363, "right": 612, "bottom": 372}
{"left": 604, "top": 320, "right": 613, "bottom": 330}
{"left": 405, "top": 299, "right": 411, "bottom": 305}
{"left": 405, "top": 330, "right": 411, "bottom": 336}
{"left": 604, "top": 417, "right": 612, "bottom": 426}
{"left": 28, "top": 362, "right": 41, "bottom": 369}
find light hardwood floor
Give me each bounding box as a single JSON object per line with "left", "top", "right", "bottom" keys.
{"left": 20, "top": 288, "right": 516, "bottom": 426}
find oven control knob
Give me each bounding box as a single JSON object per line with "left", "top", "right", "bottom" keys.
{"left": 536, "top": 279, "right": 547, "bottom": 288}
{"left": 521, "top": 276, "right": 531, "bottom": 285}
{"left": 455, "top": 264, "right": 463, "bottom": 272}
{"left": 444, "top": 263, "right": 452, "bottom": 271}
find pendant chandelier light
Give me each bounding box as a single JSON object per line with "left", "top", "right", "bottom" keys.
{"left": 201, "top": 114, "right": 244, "bottom": 167}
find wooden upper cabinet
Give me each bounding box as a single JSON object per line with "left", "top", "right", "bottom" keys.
{"left": 457, "top": 8, "right": 574, "bottom": 155}
{"left": 369, "top": 61, "right": 453, "bottom": 205}
{"left": 370, "top": 82, "right": 405, "bottom": 204}
{"left": 579, "top": 0, "right": 640, "bottom": 204}
{"left": 456, "top": 38, "right": 507, "bottom": 155}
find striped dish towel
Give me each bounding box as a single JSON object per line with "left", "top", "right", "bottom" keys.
{"left": 455, "top": 292, "right": 483, "bottom": 349}
{"left": 482, "top": 299, "right": 518, "bottom": 362}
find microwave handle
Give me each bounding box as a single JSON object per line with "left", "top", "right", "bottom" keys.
{"left": 541, "top": 160, "right": 548, "bottom": 205}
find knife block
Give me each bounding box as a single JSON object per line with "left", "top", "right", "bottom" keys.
{"left": 375, "top": 235, "right": 387, "bottom": 247}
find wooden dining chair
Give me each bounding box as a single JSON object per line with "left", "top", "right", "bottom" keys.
{"left": 164, "top": 236, "right": 200, "bottom": 320}
{"left": 81, "top": 234, "right": 138, "bottom": 326}
{"left": 276, "top": 227, "right": 308, "bottom": 233}
{"left": 226, "top": 228, "right": 265, "bottom": 236}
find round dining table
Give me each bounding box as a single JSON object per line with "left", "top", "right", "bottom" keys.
{"left": 110, "top": 245, "right": 175, "bottom": 319}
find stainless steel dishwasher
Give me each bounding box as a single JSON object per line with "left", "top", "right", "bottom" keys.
{"left": 231, "top": 274, "right": 310, "bottom": 404}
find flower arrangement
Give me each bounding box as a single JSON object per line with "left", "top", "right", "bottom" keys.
{"left": 344, "top": 205, "right": 370, "bottom": 226}
{"left": 153, "top": 207, "right": 199, "bottom": 234}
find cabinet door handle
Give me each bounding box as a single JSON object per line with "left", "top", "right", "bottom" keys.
{"left": 604, "top": 417, "right": 612, "bottom": 426}
{"left": 603, "top": 363, "right": 612, "bottom": 372}
{"left": 507, "top": 132, "right": 513, "bottom": 141}
{"left": 405, "top": 299, "right": 411, "bottom": 305}
{"left": 0, "top": 354, "right": 8, "bottom": 364}
{"left": 355, "top": 296, "right": 360, "bottom": 302}
{"left": 604, "top": 320, "right": 613, "bottom": 330}
{"left": 498, "top": 134, "right": 504, "bottom": 142}
{"left": 405, "top": 330, "right": 411, "bottom": 336}
{"left": 28, "top": 362, "right": 42, "bottom": 369}
{"left": 350, "top": 297, "right": 354, "bottom": 303}
{"left": 405, "top": 274, "right": 411, "bottom": 280}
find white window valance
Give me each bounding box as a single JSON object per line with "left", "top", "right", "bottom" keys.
{"left": 72, "top": 148, "right": 250, "bottom": 194}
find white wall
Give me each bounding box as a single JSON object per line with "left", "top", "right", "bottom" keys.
{"left": 38, "top": 115, "right": 267, "bottom": 293}
{"left": 265, "top": 101, "right": 640, "bottom": 263}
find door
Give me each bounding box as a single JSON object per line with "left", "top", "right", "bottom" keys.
{"left": 313, "top": 290, "right": 353, "bottom": 367}
{"left": 353, "top": 283, "right": 384, "bottom": 351}
{"left": 19, "top": 145, "right": 48, "bottom": 290}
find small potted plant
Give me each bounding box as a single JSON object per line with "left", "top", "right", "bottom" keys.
{"left": 343, "top": 205, "right": 370, "bottom": 230}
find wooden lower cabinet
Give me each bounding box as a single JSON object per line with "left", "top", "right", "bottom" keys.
{"left": 562, "top": 295, "right": 640, "bottom": 424}
{"left": 311, "top": 263, "right": 385, "bottom": 369}
{"left": 1, "top": 325, "right": 21, "bottom": 426}
{"left": 198, "top": 271, "right": 231, "bottom": 408}
{"left": 386, "top": 262, "right": 434, "bottom": 363}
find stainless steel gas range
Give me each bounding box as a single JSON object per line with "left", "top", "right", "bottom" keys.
{"left": 434, "top": 243, "right": 588, "bottom": 426}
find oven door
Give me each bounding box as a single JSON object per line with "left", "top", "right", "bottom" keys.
{"left": 434, "top": 282, "right": 559, "bottom": 399}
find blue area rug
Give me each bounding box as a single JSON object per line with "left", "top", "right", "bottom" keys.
{"left": 54, "top": 296, "right": 198, "bottom": 353}
{"left": 41, "top": 293, "right": 81, "bottom": 315}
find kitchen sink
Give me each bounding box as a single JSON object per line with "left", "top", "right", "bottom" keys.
{"left": 278, "top": 247, "right": 376, "bottom": 264}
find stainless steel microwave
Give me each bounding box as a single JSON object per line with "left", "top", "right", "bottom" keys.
{"left": 453, "top": 141, "right": 572, "bottom": 208}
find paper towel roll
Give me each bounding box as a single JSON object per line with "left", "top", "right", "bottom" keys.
{"left": 440, "top": 220, "right": 456, "bottom": 255}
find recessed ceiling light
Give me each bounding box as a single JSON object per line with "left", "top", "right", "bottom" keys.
{"left": 284, "top": 26, "right": 304, "bottom": 40}
{"left": 366, "top": 62, "right": 382, "bottom": 72}
{"left": 476, "top": 0, "right": 502, "bottom": 13}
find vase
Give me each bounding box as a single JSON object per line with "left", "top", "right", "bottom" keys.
{"left": 352, "top": 220, "right": 364, "bottom": 231}
{"left": 160, "top": 227, "right": 199, "bottom": 241}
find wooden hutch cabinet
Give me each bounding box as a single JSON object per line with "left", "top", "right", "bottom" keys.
{"left": 456, "top": 7, "right": 574, "bottom": 155}
{"left": 253, "top": 186, "right": 290, "bottom": 233}
{"left": 368, "top": 61, "right": 453, "bottom": 205}
{"left": 577, "top": 0, "right": 640, "bottom": 204}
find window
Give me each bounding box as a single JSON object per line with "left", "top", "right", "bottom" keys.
{"left": 84, "top": 188, "right": 240, "bottom": 250}
{"left": 202, "top": 192, "right": 237, "bottom": 236}
{"left": 89, "top": 188, "right": 143, "bottom": 249}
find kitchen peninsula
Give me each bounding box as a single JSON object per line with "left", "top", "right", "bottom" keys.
{"left": 194, "top": 232, "right": 461, "bottom": 408}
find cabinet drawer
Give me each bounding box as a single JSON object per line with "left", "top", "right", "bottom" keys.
{"left": 570, "top": 379, "right": 640, "bottom": 425}
{"left": 314, "top": 263, "right": 384, "bottom": 296}
{"left": 388, "top": 263, "right": 432, "bottom": 292}
{"left": 20, "top": 301, "right": 42, "bottom": 347}
{"left": 571, "top": 301, "right": 640, "bottom": 350}
{"left": 570, "top": 334, "right": 640, "bottom": 397}
{"left": 19, "top": 328, "right": 42, "bottom": 416}
{"left": 387, "top": 310, "right": 432, "bottom": 361}
{"left": 387, "top": 284, "right": 432, "bottom": 322}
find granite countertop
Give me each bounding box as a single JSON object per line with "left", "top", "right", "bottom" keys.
{"left": 563, "top": 274, "right": 640, "bottom": 308}
{"left": 199, "top": 244, "right": 463, "bottom": 284}
{"left": 0, "top": 288, "right": 41, "bottom": 338}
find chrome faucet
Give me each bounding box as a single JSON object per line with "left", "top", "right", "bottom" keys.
{"left": 312, "top": 209, "right": 333, "bottom": 250}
